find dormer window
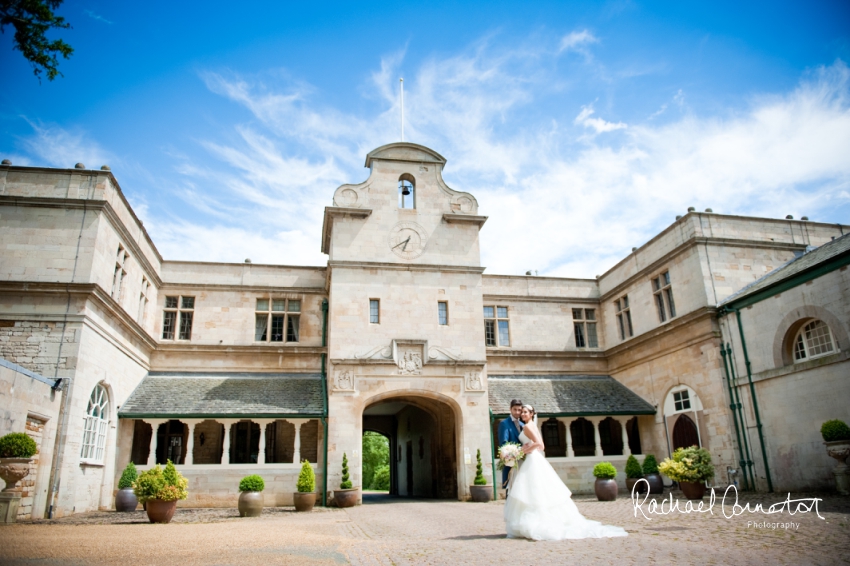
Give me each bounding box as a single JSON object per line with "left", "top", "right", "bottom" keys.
{"left": 398, "top": 174, "right": 415, "bottom": 209}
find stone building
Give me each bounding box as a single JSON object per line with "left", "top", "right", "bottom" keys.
{"left": 0, "top": 143, "right": 847, "bottom": 519}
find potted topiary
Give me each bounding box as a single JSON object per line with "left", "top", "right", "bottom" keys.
{"left": 294, "top": 460, "right": 316, "bottom": 512}
{"left": 115, "top": 462, "right": 139, "bottom": 512}
{"left": 658, "top": 446, "right": 715, "bottom": 500}
{"left": 238, "top": 474, "right": 265, "bottom": 517}
{"left": 469, "top": 449, "right": 492, "bottom": 502}
{"left": 333, "top": 452, "right": 359, "bottom": 508}
{"left": 642, "top": 454, "right": 663, "bottom": 494}
{"left": 821, "top": 419, "right": 850, "bottom": 495}
{"left": 0, "top": 432, "right": 37, "bottom": 523}
{"left": 625, "top": 454, "right": 646, "bottom": 495}
{"left": 593, "top": 462, "right": 618, "bottom": 501}
{"left": 134, "top": 460, "right": 188, "bottom": 523}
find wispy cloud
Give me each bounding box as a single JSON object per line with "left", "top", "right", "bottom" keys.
{"left": 18, "top": 121, "right": 113, "bottom": 169}
{"left": 84, "top": 10, "right": 113, "bottom": 24}
{"left": 574, "top": 104, "right": 628, "bottom": 133}
{"left": 559, "top": 30, "right": 598, "bottom": 54}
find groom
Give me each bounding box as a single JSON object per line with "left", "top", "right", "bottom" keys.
{"left": 498, "top": 399, "right": 525, "bottom": 495}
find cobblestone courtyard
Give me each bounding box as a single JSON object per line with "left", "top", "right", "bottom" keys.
{"left": 1, "top": 491, "right": 849, "bottom": 565}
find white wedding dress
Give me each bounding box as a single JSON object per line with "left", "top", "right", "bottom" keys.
{"left": 504, "top": 430, "right": 628, "bottom": 541}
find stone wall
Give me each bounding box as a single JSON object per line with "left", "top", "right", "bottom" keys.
{"left": 0, "top": 321, "right": 76, "bottom": 378}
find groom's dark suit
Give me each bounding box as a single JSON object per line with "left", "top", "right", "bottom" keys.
{"left": 497, "top": 417, "right": 524, "bottom": 489}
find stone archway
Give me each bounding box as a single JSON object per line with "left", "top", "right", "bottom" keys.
{"left": 363, "top": 394, "right": 458, "bottom": 499}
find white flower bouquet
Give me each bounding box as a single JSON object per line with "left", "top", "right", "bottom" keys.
{"left": 497, "top": 442, "right": 525, "bottom": 470}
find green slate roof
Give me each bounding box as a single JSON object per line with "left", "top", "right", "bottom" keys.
{"left": 118, "top": 372, "right": 324, "bottom": 418}
{"left": 488, "top": 375, "right": 656, "bottom": 417}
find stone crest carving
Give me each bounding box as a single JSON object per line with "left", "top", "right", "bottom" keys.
{"left": 334, "top": 370, "right": 356, "bottom": 391}
{"left": 398, "top": 351, "right": 423, "bottom": 375}
{"left": 465, "top": 371, "right": 483, "bottom": 391}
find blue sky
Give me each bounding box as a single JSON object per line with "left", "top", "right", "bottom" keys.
{"left": 2, "top": 1, "right": 849, "bottom": 276}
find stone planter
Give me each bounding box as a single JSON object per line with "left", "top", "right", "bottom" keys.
{"left": 334, "top": 487, "right": 360, "bottom": 508}
{"left": 644, "top": 472, "right": 664, "bottom": 494}
{"left": 679, "top": 481, "right": 707, "bottom": 500}
{"left": 825, "top": 440, "right": 850, "bottom": 495}
{"left": 626, "top": 477, "right": 648, "bottom": 495}
{"left": 238, "top": 491, "right": 264, "bottom": 517}
{"left": 115, "top": 488, "right": 139, "bottom": 512}
{"left": 469, "top": 485, "right": 492, "bottom": 503}
{"left": 293, "top": 492, "right": 317, "bottom": 512}
{"left": 145, "top": 499, "right": 178, "bottom": 523}
{"left": 0, "top": 457, "right": 32, "bottom": 524}
{"left": 594, "top": 478, "right": 618, "bottom": 501}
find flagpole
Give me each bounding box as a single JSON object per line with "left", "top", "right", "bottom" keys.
{"left": 400, "top": 78, "right": 404, "bottom": 142}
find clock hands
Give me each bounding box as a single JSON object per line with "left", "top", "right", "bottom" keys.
{"left": 392, "top": 236, "right": 411, "bottom": 251}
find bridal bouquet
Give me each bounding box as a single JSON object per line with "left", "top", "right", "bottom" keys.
{"left": 497, "top": 442, "right": 525, "bottom": 470}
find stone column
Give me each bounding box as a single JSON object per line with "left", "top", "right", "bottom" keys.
{"left": 558, "top": 418, "right": 575, "bottom": 458}
{"left": 221, "top": 420, "right": 236, "bottom": 465}
{"left": 290, "top": 419, "right": 307, "bottom": 463}
{"left": 617, "top": 417, "right": 631, "bottom": 456}
{"left": 590, "top": 418, "right": 603, "bottom": 457}
{"left": 256, "top": 419, "right": 273, "bottom": 465}
{"left": 145, "top": 419, "right": 166, "bottom": 467}
{"left": 184, "top": 419, "right": 200, "bottom": 465}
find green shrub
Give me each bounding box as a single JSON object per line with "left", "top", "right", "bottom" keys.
{"left": 821, "top": 419, "right": 850, "bottom": 442}
{"left": 658, "top": 446, "right": 715, "bottom": 483}
{"left": 340, "top": 452, "right": 352, "bottom": 489}
{"left": 0, "top": 432, "right": 37, "bottom": 458}
{"left": 642, "top": 454, "right": 660, "bottom": 475}
{"left": 625, "top": 455, "right": 643, "bottom": 479}
{"left": 370, "top": 465, "right": 390, "bottom": 491}
{"left": 473, "top": 449, "right": 487, "bottom": 485}
{"left": 134, "top": 460, "right": 189, "bottom": 503}
{"left": 593, "top": 462, "right": 617, "bottom": 479}
{"left": 296, "top": 460, "right": 315, "bottom": 493}
{"left": 239, "top": 474, "right": 265, "bottom": 492}
{"left": 117, "top": 462, "right": 138, "bottom": 489}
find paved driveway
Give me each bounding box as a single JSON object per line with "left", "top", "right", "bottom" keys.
{"left": 1, "top": 491, "right": 848, "bottom": 565}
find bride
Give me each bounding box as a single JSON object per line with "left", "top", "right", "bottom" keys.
{"left": 504, "top": 405, "right": 628, "bottom": 541}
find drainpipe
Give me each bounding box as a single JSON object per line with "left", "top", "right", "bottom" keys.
{"left": 489, "top": 409, "right": 497, "bottom": 501}
{"left": 720, "top": 344, "right": 749, "bottom": 491}
{"left": 320, "top": 299, "right": 329, "bottom": 507}
{"left": 733, "top": 309, "right": 773, "bottom": 492}
{"left": 725, "top": 342, "right": 756, "bottom": 490}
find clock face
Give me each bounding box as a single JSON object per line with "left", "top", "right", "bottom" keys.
{"left": 388, "top": 221, "right": 428, "bottom": 260}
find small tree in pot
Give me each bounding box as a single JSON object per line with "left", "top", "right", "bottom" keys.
{"left": 0, "top": 432, "right": 37, "bottom": 524}
{"left": 821, "top": 419, "right": 850, "bottom": 495}
{"left": 115, "top": 462, "right": 139, "bottom": 512}
{"left": 625, "top": 455, "right": 646, "bottom": 495}
{"left": 593, "top": 462, "right": 618, "bottom": 501}
{"left": 238, "top": 474, "right": 265, "bottom": 517}
{"left": 294, "top": 460, "right": 316, "bottom": 512}
{"left": 659, "top": 446, "right": 714, "bottom": 500}
{"left": 334, "top": 453, "right": 359, "bottom": 508}
{"left": 134, "top": 460, "right": 188, "bottom": 523}
{"left": 469, "top": 449, "right": 492, "bottom": 502}
{"left": 641, "top": 454, "right": 664, "bottom": 494}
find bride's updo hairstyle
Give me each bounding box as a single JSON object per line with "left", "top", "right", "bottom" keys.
{"left": 522, "top": 404, "right": 536, "bottom": 423}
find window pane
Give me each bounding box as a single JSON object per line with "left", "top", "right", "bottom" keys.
{"left": 370, "top": 300, "right": 379, "bottom": 324}
{"left": 655, "top": 294, "right": 667, "bottom": 322}
{"left": 585, "top": 309, "right": 595, "bottom": 321}
{"left": 625, "top": 310, "right": 633, "bottom": 337}
{"left": 485, "top": 320, "right": 496, "bottom": 346}
{"left": 270, "top": 315, "right": 284, "bottom": 342}
{"left": 256, "top": 299, "right": 269, "bottom": 311}
{"left": 162, "top": 311, "right": 176, "bottom": 339}
{"left": 181, "top": 296, "right": 194, "bottom": 309}
{"left": 587, "top": 323, "right": 598, "bottom": 348}
{"left": 483, "top": 306, "right": 495, "bottom": 319}
{"left": 272, "top": 299, "right": 286, "bottom": 312}
{"left": 664, "top": 271, "right": 671, "bottom": 286}
{"left": 572, "top": 308, "right": 583, "bottom": 320}
{"left": 665, "top": 288, "right": 676, "bottom": 318}
{"left": 652, "top": 277, "right": 660, "bottom": 291}
{"left": 288, "top": 300, "right": 301, "bottom": 313}
{"left": 498, "top": 320, "right": 510, "bottom": 346}
{"left": 438, "top": 302, "right": 448, "bottom": 325}
{"left": 255, "top": 314, "right": 268, "bottom": 341}
{"left": 623, "top": 296, "right": 629, "bottom": 308}
{"left": 286, "top": 315, "right": 300, "bottom": 342}
{"left": 805, "top": 320, "right": 834, "bottom": 357}
{"left": 179, "top": 311, "right": 193, "bottom": 340}
{"left": 794, "top": 333, "right": 807, "bottom": 360}
{"left": 617, "top": 313, "right": 625, "bottom": 340}
{"left": 497, "top": 307, "right": 508, "bottom": 319}
{"left": 165, "top": 296, "right": 178, "bottom": 308}
{"left": 574, "top": 323, "right": 586, "bottom": 348}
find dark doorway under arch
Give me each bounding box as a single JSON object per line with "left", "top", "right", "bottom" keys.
{"left": 672, "top": 414, "right": 700, "bottom": 450}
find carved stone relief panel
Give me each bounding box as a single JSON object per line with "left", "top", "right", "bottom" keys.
{"left": 396, "top": 344, "right": 424, "bottom": 375}
{"left": 334, "top": 370, "right": 356, "bottom": 391}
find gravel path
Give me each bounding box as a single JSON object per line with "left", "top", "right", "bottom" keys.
{"left": 1, "top": 491, "right": 848, "bottom": 565}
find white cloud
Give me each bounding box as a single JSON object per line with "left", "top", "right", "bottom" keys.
{"left": 559, "top": 30, "right": 598, "bottom": 53}
{"left": 19, "top": 122, "right": 113, "bottom": 169}
{"left": 574, "top": 104, "right": 628, "bottom": 133}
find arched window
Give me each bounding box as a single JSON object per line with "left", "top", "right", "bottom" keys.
{"left": 793, "top": 320, "right": 835, "bottom": 362}
{"left": 398, "top": 174, "right": 415, "bottom": 209}
{"left": 81, "top": 384, "right": 109, "bottom": 462}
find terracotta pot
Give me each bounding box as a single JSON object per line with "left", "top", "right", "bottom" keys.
{"left": 145, "top": 499, "right": 177, "bottom": 523}
{"left": 0, "top": 458, "right": 32, "bottom": 493}
{"left": 115, "top": 488, "right": 138, "bottom": 512}
{"left": 626, "top": 477, "right": 648, "bottom": 495}
{"left": 469, "top": 485, "right": 492, "bottom": 503}
{"left": 334, "top": 487, "right": 360, "bottom": 508}
{"left": 679, "top": 481, "right": 707, "bottom": 500}
{"left": 238, "top": 491, "right": 264, "bottom": 517}
{"left": 594, "top": 478, "right": 618, "bottom": 501}
{"left": 644, "top": 472, "right": 664, "bottom": 494}
{"left": 293, "top": 491, "right": 317, "bottom": 512}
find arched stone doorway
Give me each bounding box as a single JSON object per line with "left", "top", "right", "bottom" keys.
{"left": 362, "top": 394, "right": 458, "bottom": 499}
{"left": 672, "top": 414, "right": 700, "bottom": 450}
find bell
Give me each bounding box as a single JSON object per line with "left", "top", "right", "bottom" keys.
{"left": 401, "top": 184, "right": 411, "bottom": 196}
